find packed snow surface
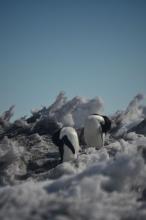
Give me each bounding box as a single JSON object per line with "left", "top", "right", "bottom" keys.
{"left": 0, "top": 92, "right": 146, "bottom": 220}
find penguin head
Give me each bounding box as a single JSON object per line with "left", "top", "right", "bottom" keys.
{"left": 91, "top": 113, "right": 111, "bottom": 133}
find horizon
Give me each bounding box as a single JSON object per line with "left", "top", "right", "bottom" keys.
{"left": 0, "top": 0, "right": 146, "bottom": 119}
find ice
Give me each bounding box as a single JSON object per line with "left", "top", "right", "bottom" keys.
{"left": 0, "top": 93, "right": 146, "bottom": 220}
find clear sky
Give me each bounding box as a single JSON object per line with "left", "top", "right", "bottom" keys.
{"left": 0, "top": 0, "right": 146, "bottom": 119}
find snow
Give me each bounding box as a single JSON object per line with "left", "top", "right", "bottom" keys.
{"left": 0, "top": 92, "right": 146, "bottom": 220}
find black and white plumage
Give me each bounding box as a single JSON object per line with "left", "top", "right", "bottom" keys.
{"left": 84, "top": 114, "right": 111, "bottom": 149}
{"left": 52, "top": 127, "right": 80, "bottom": 163}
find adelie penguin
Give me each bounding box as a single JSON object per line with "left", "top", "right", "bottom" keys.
{"left": 52, "top": 126, "right": 80, "bottom": 163}
{"left": 84, "top": 114, "right": 111, "bottom": 149}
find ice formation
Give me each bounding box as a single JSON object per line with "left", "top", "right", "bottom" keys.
{"left": 0, "top": 92, "right": 146, "bottom": 220}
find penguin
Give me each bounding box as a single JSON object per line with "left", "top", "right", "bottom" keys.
{"left": 84, "top": 114, "right": 111, "bottom": 149}
{"left": 52, "top": 126, "right": 80, "bottom": 163}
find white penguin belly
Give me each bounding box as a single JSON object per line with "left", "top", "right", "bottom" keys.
{"left": 84, "top": 117, "right": 104, "bottom": 148}
{"left": 60, "top": 127, "right": 80, "bottom": 161}
{"left": 63, "top": 145, "right": 78, "bottom": 162}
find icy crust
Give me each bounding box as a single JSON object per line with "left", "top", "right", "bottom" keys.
{"left": 0, "top": 142, "right": 146, "bottom": 220}
{"left": 1, "top": 134, "right": 146, "bottom": 220}
{"left": 0, "top": 93, "right": 146, "bottom": 220}
{"left": 111, "top": 94, "right": 146, "bottom": 138}
{"left": 27, "top": 91, "right": 104, "bottom": 129}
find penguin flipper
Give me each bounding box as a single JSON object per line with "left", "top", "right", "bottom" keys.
{"left": 96, "top": 126, "right": 104, "bottom": 147}
{"left": 62, "top": 135, "right": 75, "bottom": 154}
{"left": 59, "top": 145, "right": 64, "bottom": 163}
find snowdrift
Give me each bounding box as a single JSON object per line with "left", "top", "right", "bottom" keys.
{"left": 0, "top": 92, "right": 146, "bottom": 220}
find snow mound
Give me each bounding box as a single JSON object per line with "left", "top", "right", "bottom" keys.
{"left": 0, "top": 92, "right": 146, "bottom": 220}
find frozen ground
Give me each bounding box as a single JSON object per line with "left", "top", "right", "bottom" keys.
{"left": 0, "top": 92, "right": 146, "bottom": 220}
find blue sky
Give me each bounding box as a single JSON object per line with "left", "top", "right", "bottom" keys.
{"left": 0, "top": 0, "right": 146, "bottom": 119}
